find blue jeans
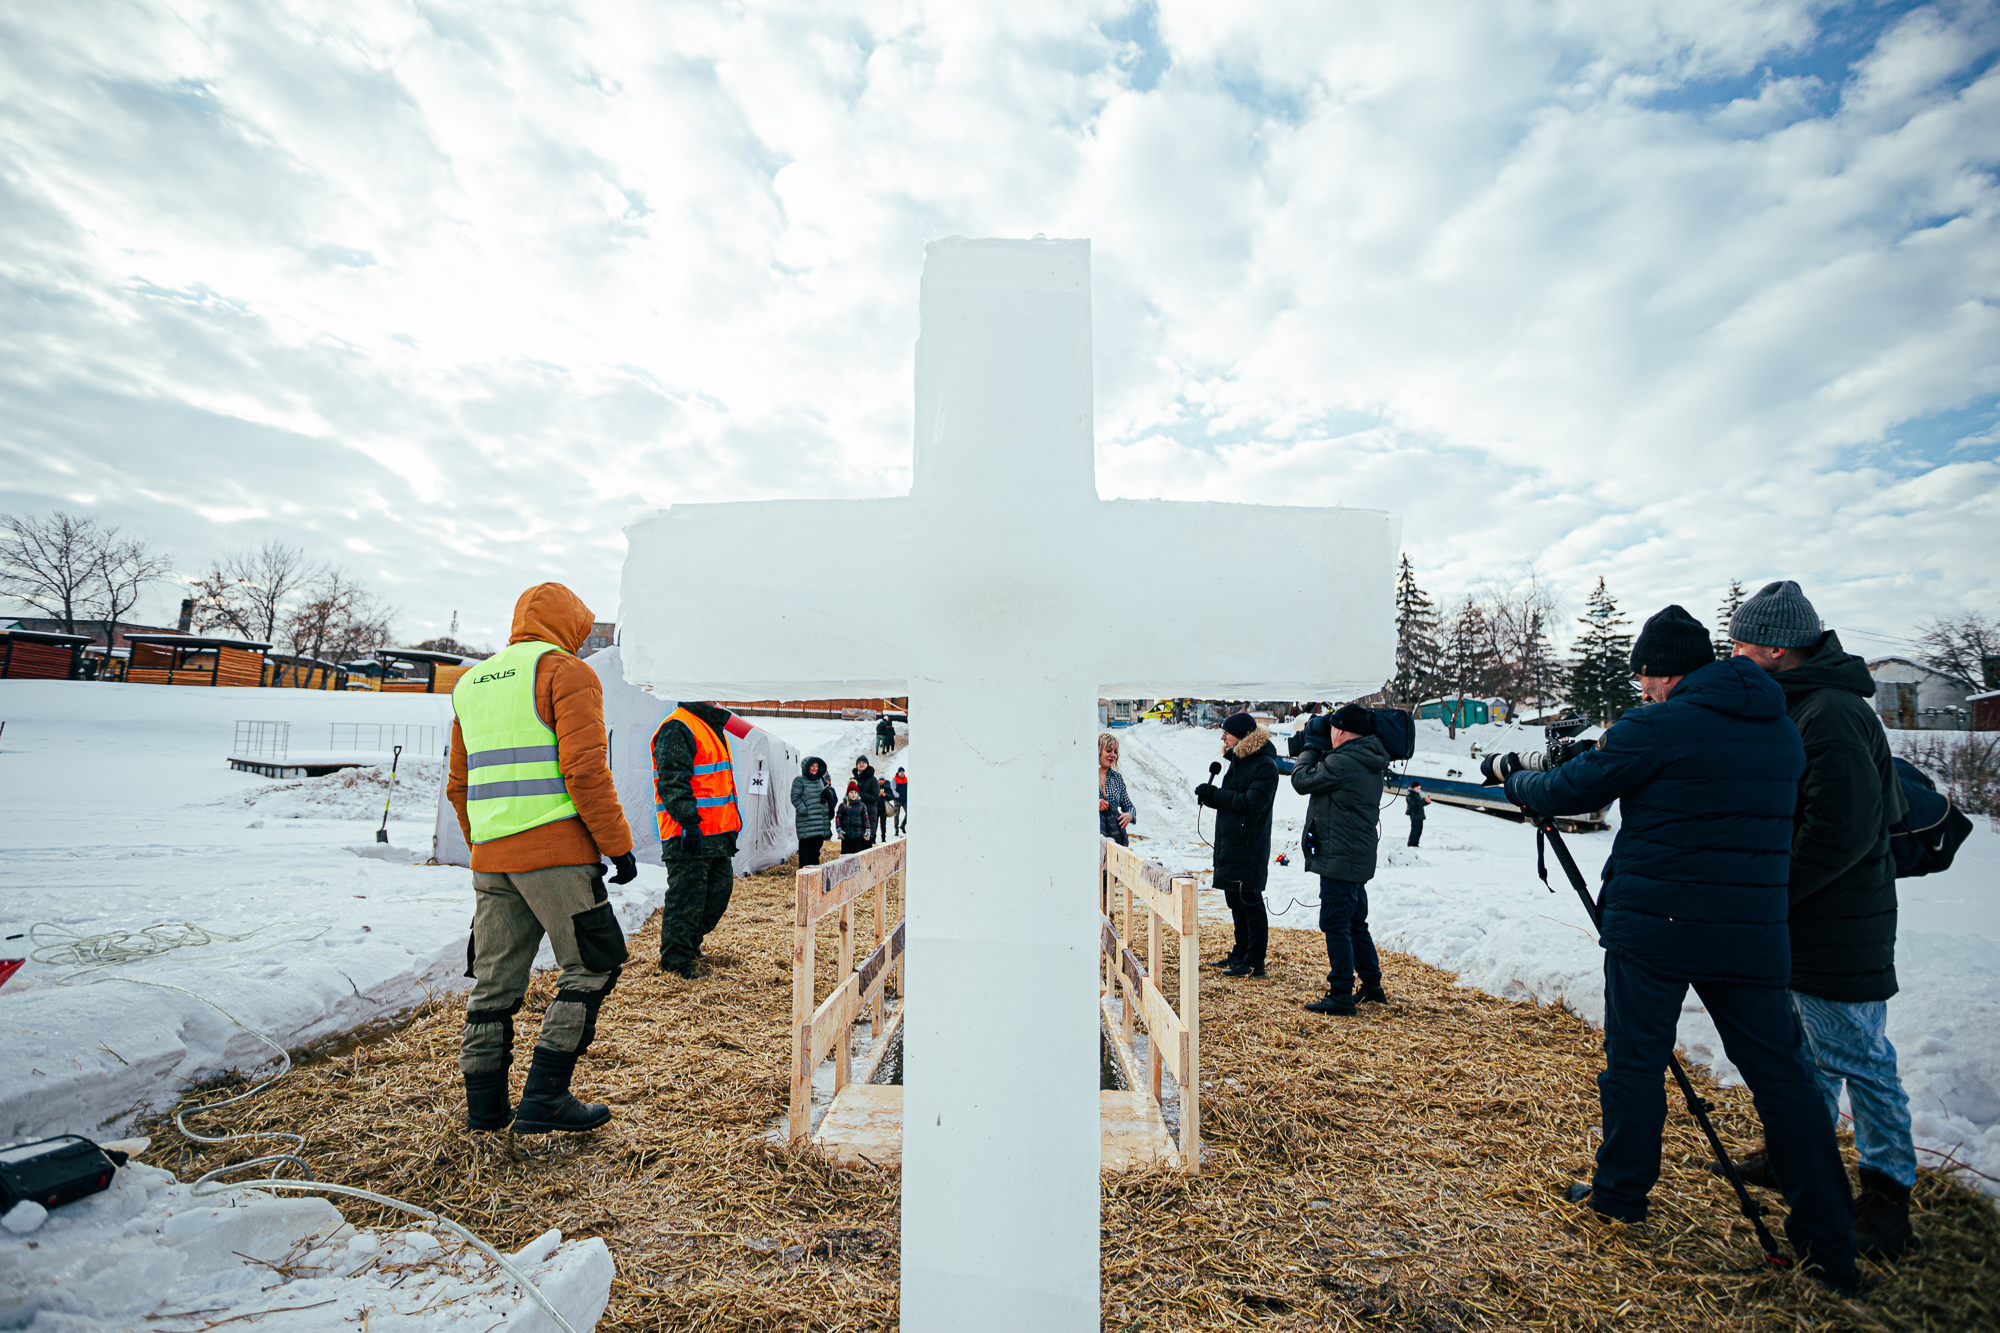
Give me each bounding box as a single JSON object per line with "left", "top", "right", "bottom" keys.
{"left": 1789, "top": 991, "right": 1917, "bottom": 1187}
{"left": 1597, "top": 952, "right": 1854, "bottom": 1281}
{"left": 1318, "top": 878, "right": 1380, "bottom": 993}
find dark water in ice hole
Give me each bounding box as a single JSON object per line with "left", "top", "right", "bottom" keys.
{"left": 866, "top": 1020, "right": 1128, "bottom": 1091}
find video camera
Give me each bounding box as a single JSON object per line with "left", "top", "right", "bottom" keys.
{"left": 1478, "top": 715, "right": 1598, "bottom": 784}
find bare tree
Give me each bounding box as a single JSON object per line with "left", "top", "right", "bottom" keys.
{"left": 94, "top": 533, "right": 176, "bottom": 651}
{"left": 191, "top": 541, "right": 312, "bottom": 643}
{"left": 1917, "top": 612, "right": 1999, "bottom": 693}
{"left": 1, "top": 511, "right": 110, "bottom": 635}
{"left": 283, "top": 569, "right": 395, "bottom": 663}
{"left": 1483, "top": 567, "right": 1563, "bottom": 719}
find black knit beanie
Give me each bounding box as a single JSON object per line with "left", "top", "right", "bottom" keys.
{"left": 1221, "top": 711, "right": 1256, "bottom": 740}
{"left": 1330, "top": 703, "right": 1376, "bottom": 735}
{"left": 1630, "top": 604, "right": 1716, "bottom": 678}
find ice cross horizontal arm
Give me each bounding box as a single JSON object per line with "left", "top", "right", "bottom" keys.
{"left": 619, "top": 236, "right": 1396, "bottom": 1333}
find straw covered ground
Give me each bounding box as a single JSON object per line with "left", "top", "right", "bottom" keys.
{"left": 147, "top": 857, "right": 1999, "bottom": 1331}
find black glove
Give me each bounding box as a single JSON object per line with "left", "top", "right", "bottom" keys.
{"left": 1479, "top": 752, "right": 1524, "bottom": 787}
{"left": 680, "top": 830, "right": 704, "bottom": 857}
{"left": 1194, "top": 783, "right": 1218, "bottom": 808}
{"left": 608, "top": 851, "right": 638, "bottom": 884}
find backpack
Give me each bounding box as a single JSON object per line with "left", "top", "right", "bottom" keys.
{"left": 1372, "top": 709, "right": 1416, "bottom": 762}
{"left": 1890, "top": 757, "right": 1975, "bottom": 878}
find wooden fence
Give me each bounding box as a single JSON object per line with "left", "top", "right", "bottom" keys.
{"left": 1100, "top": 838, "right": 1201, "bottom": 1171}
{"left": 789, "top": 839, "right": 907, "bottom": 1146}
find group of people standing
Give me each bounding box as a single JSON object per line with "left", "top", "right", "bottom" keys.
{"left": 792, "top": 749, "right": 907, "bottom": 864}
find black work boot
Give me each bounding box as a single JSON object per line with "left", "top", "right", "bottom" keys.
{"left": 1208, "top": 951, "right": 1243, "bottom": 971}
{"left": 463, "top": 1070, "right": 512, "bottom": 1133}
{"left": 511, "top": 1048, "right": 611, "bottom": 1134}
{"left": 1304, "top": 991, "right": 1357, "bottom": 1015}
{"left": 1221, "top": 962, "right": 1265, "bottom": 978}
{"left": 1708, "top": 1146, "right": 1778, "bottom": 1188}
{"left": 1855, "top": 1166, "right": 1915, "bottom": 1260}
{"left": 1355, "top": 982, "right": 1389, "bottom": 1005}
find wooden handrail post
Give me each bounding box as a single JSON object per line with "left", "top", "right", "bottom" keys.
{"left": 836, "top": 901, "right": 855, "bottom": 1091}
{"left": 1146, "top": 904, "right": 1163, "bottom": 1102}
{"left": 1175, "top": 874, "right": 1200, "bottom": 1171}
{"left": 790, "top": 870, "right": 816, "bottom": 1146}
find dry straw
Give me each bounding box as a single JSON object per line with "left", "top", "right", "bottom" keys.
{"left": 148, "top": 860, "right": 1998, "bottom": 1330}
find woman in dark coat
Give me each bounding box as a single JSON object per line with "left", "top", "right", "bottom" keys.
{"left": 791, "top": 756, "right": 835, "bottom": 866}
{"left": 1195, "top": 712, "right": 1279, "bottom": 978}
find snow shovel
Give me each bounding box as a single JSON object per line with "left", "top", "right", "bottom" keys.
{"left": 376, "top": 744, "right": 403, "bottom": 843}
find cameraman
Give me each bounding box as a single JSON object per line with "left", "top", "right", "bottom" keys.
{"left": 1488, "top": 605, "right": 1855, "bottom": 1289}
{"left": 1291, "top": 703, "right": 1392, "bottom": 1015}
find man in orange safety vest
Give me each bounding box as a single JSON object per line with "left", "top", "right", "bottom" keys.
{"left": 652, "top": 701, "right": 745, "bottom": 977}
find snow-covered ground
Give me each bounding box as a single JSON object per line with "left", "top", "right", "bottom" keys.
{"left": 1112, "top": 717, "right": 2000, "bottom": 1195}
{"left": 0, "top": 1156, "right": 612, "bottom": 1332}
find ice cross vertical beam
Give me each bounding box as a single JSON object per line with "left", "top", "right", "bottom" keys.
{"left": 620, "top": 236, "right": 1397, "bottom": 1332}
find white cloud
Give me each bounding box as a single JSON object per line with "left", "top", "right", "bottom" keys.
{"left": 0, "top": 0, "right": 1993, "bottom": 656}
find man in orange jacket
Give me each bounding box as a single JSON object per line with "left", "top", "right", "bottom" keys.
{"left": 447, "top": 583, "right": 637, "bottom": 1135}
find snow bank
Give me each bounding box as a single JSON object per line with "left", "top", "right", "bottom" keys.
{"left": 0, "top": 681, "right": 663, "bottom": 1145}
{"left": 1116, "top": 718, "right": 2000, "bottom": 1196}
{"left": 0, "top": 1160, "right": 611, "bottom": 1332}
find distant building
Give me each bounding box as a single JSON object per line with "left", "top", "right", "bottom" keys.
{"left": 1971, "top": 689, "right": 2000, "bottom": 733}
{"left": 1867, "top": 657, "right": 1971, "bottom": 730}
{"left": 582, "top": 621, "right": 616, "bottom": 656}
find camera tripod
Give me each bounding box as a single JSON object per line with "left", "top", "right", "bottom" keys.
{"left": 1533, "top": 813, "right": 1793, "bottom": 1270}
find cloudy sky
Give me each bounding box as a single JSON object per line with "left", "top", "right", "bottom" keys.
{"left": 2, "top": 0, "right": 1994, "bottom": 659}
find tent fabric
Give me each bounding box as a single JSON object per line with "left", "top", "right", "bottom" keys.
{"left": 431, "top": 645, "right": 801, "bottom": 875}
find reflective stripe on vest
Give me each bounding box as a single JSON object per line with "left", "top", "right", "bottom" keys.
{"left": 654, "top": 708, "right": 742, "bottom": 839}
{"left": 452, "top": 640, "right": 579, "bottom": 843}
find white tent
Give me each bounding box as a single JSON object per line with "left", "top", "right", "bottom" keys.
{"left": 431, "top": 645, "right": 801, "bottom": 875}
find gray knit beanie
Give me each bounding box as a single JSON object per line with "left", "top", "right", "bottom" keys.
{"left": 1727, "top": 580, "right": 1823, "bottom": 649}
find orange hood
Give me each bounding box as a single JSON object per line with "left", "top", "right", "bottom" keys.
{"left": 509, "top": 583, "right": 594, "bottom": 654}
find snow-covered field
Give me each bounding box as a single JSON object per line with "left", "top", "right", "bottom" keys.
{"left": 1112, "top": 717, "right": 2000, "bottom": 1196}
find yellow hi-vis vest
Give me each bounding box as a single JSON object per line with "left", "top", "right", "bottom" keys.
{"left": 654, "top": 707, "right": 742, "bottom": 839}
{"left": 452, "top": 640, "right": 579, "bottom": 843}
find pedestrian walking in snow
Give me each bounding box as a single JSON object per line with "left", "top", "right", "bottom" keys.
{"left": 1098, "top": 733, "right": 1136, "bottom": 847}
{"left": 837, "top": 781, "right": 873, "bottom": 854}
{"left": 1292, "top": 704, "right": 1391, "bottom": 1013}
{"left": 653, "top": 700, "right": 745, "bottom": 981}
{"left": 1490, "top": 604, "right": 1856, "bottom": 1290}
{"left": 1732, "top": 580, "right": 1917, "bottom": 1259}
{"left": 448, "top": 582, "right": 635, "bottom": 1136}
{"left": 792, "top": 755, "right": 835, "bottom": 867}
{"left": 876, "top": 716, "right": 896, "bottom": 755}
{"left": 1196, "top": 712, "right": 1277, "bottom": 978}
{"left": 893, "top": 767, "right": 909, "bottom": 835}
{"left": 1405, "top": 782, "right": 1430, "bottom": 847}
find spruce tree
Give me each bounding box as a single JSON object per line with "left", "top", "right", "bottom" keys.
{"left": 1567, "top": 577, "right": 1639, "bottom": 724}
{"left": 1391, "top": 555, "right": 1441, "bottom": 705}
{"left": 1713, "top": 578, "right": 1746, "bottom": 661}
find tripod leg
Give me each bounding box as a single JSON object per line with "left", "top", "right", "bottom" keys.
{"left": 1667, "top": 1055, "right": 1789, "bottom": 1266}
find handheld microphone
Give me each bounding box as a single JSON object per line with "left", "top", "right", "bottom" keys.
{"left": 1208, "top": 761, "right": 1222, "bottom": 779}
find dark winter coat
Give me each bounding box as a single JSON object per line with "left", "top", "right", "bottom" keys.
{"left": 654, "top": 701, "right": 740, "bottom": 861}
{"left": 1292, "top": 735, "right": 1391, "bottom": 883}
{"left": 836, "top": 797, "right": 872, "bottom": 841}
{"left": 791, "top": 756, "right": 835, "bottom": 839}
{"left": 1505, "top": 656, "right": 1804, "bottom": 985}
{"left": 1775, "top": 631, "right": 1908, "bottom": 1002}
{"left": 1405, "top": 789, "right": 1428, "bottom": 822}
{"left": 1205, "top": 727, "right": 1280, "bottom": 897}
{"left": 851, "top": 761, "right": 881, "bottom": 805}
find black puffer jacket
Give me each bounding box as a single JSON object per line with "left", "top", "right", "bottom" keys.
{"left": 851, "top": 760, "right": 881, "bottom": 805}
{"left": 1776, "top": 631, "right": 1907, "bottom": 1002}
{"left": 1506, "top": 656, "right": 1803, "bottom": 984}
{"left": 1292, "top": 734, "right": 1391, "bottom": 882}
{"left": 1207, "top": 728, "right": 1280, "bottom": 897}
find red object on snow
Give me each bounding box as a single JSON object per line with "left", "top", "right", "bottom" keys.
{"left": 0, "top": 959, "right": 24, "bottom": 989}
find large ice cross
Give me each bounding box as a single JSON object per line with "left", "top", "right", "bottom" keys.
{"left": 621, "top": 237, "right": 1396, "bottom": 1331}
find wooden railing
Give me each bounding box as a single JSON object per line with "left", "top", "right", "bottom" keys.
{"left": 1100, "top": 838, "right": 1201, "bottom": 1171}
{"left": 789, "top": 839, "right": 906, "bottom": 1145}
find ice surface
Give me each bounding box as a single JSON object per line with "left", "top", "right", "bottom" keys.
{"left": 0, "top": 681, "right": 664, "bottom": 1145}
{"left": 0, "top": 1162, "right": 612, "bottom": 1331}
{"left": 1117, "top": 718, "right": 2000, "bottom": 1198}
{"left": 618, "top": 236, "right": 1397, "bottom": 1330}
